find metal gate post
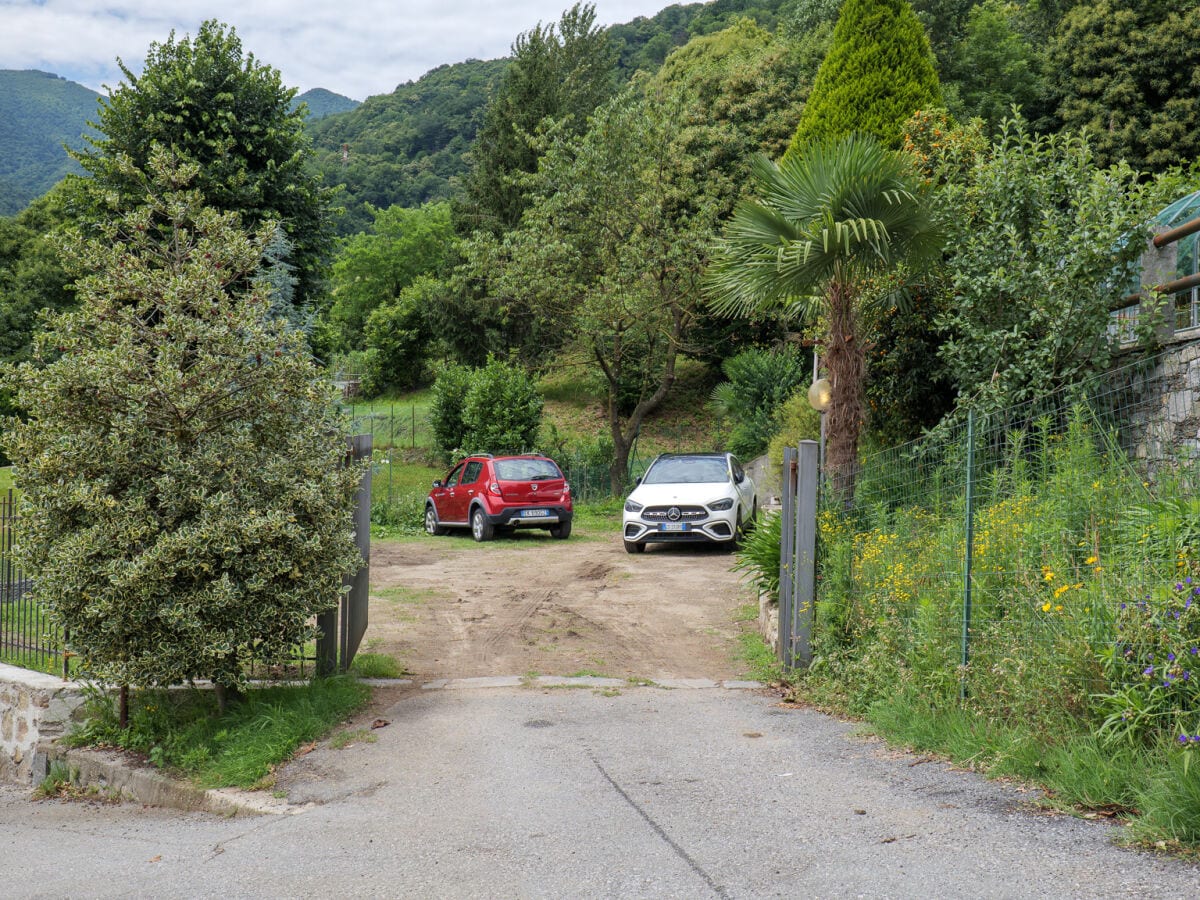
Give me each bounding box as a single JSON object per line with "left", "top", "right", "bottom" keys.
{"left": 317, "top": 434, "right": 372, "bottom": 676}
{"left": 778, "top": 448, "right": 798, "bottom": 665}
{"left": 788, "top": 440, "right": 819, "bottom": 669}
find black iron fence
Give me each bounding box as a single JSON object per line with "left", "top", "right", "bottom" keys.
{"left": 1, "top": 489, "right": 68, "bottom": 676}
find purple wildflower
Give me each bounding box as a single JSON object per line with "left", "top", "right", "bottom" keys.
{"left": 1180, "top": 735, "right": 1190, "bottom": 745}
{"left": 1144, "top": 666, "right": 1155, "bottom": 676}
{"left": 1169, "top": 653, "right": 1177, "bottom": 662}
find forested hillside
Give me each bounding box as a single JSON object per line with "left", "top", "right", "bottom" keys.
{"left": 0, "top": 70, "right": 100, "bottom": 215}
{"left": 308, "top": 0, "right": 789, "bottom": 233}
{"left": 307, "top": 59, "right": 507, "bottom": 235}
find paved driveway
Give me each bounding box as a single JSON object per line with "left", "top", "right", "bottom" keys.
{"left": 3, "top": 684, "right": 1197, "bottom": 898}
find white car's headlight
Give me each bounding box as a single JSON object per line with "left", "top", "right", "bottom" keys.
{"left": 624, "top": 499, "right": 644, "bottom": 513}
{"left": 708, "top": 498, "right": 734, "bottom": 511}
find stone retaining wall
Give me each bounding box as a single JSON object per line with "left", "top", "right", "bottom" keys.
{"left": 1114, "top": 339, "right": 1200, "bottom": 473}
{"left": 0, "top": 663, "right": 85, "bottom": 784}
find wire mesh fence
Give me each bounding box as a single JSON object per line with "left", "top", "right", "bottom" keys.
{"left": 344, "top": 402, "right": 432, "bottom": 451}
{"left": 816, "top": 344, "right": 1200, "bottom": 732}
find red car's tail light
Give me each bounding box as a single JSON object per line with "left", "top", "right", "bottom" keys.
{"left": 488, "top": 482, "right": 502, "bottom": 495}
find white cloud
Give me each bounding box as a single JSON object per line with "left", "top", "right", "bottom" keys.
{"left": 0, "top": 0, "right": 676, "bottom": 100}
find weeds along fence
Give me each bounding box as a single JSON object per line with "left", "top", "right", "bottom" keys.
{"left": 816, "top": 345, "right": 1200, "bottom": 738}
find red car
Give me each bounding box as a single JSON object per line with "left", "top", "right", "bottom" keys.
{"left": 424, "top": 454, "right": 573, "bottom": 541}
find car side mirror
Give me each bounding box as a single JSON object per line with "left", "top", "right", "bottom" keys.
{"left": 734, "top": 471, "right": 744, "bottom": 484}
{"left": 635, "top": 476, "right": 642, "bottom": 486}
{"left": 432, "top": 480, "right": 443, "bottom": 488}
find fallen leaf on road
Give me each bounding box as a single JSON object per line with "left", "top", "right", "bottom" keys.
{"left": 372, "top": 719, "right": 390, "bottom": 729}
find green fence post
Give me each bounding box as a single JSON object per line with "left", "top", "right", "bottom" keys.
{"left": 960, "top": 408, "right": 976, "bottom": 702}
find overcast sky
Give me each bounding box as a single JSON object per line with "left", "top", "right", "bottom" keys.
{"left": 1, "top": 0, "right": 678, "bottom": 101}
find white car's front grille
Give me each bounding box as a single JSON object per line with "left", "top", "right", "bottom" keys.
{"left": 640, "top": 505, "right": 708, "bottom": 522}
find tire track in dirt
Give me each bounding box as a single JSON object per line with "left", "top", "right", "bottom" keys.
{"left": 365, "top": 532, "right": 754, "bottom": 681}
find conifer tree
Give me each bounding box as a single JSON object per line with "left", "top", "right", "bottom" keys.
{"left": 787, "top": 0, "right": 942, "bottom": 152}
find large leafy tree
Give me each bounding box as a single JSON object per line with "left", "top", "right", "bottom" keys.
{"left": 946, "top": 0, "right": 1045, "bottom": 131}
{"left": 0, "top": 186, "right": 75, "bottom": 365}
{"left": 707, "top": 135, "right": 941, "bottom": 497}
{"left": 324, "top": 202, "right": 455, "bottom": 352}
{"left": 73, "top": 20, "right": 335, "bottom": 312}
{"left": 458, "top": 2, "right": 617, "bottom": 234}
{"left": 1049, "top": 0, "right": 1200, "bottom": 172}
{"left": 937, "top": 117, "right": 1169, "bottom": 409}
{"left": 647, "top": 19, "right": 818, "bottom": 364}
{"left": 788, "top": 0, "right": 942, "bottom": 151}
{"left": 478, "top": 86, "right": 714, "bottom": 490}
{"left": 1, "top": 151, "right": 362, "bottom": 705}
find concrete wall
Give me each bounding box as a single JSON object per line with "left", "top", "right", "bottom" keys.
{"left": 0, "top": 663, "right": 85, "bottom": 784}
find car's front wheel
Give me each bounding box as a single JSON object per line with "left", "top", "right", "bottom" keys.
{"left": 425, "top": 505, "right": 446, "bottom": 536}
{"left": 471, "top": 507, "right": 494, "bottom": 542}
{"left": 624, "top": 539, "right": 644, "bottom": 554}
{"left": 729, "top": 508, "right": 745, "bottom": 552}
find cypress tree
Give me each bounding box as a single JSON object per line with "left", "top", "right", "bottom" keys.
{"left": 788, "top": 0, "right": 942, "bottom": 152}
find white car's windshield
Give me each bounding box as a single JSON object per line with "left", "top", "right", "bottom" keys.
{"left": 642, "top": 456, "right": 729, "bottom": 485}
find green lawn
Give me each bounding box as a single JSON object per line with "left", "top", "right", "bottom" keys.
{"left": 0, "top": 467, "right": 13, "bottom": 495}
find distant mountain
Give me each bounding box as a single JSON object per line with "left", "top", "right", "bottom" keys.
{"left": 295, "top": 88, "right": 360, "bottom": 120}
{"left": 0, "top": 70, "right": 100, "bottom": 216}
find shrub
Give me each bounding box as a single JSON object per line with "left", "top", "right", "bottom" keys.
{"left": 711, "top": 346, "right": 809, "bottom": 459}
{"left": 461, "top": 356, "right": 543, "bottom": 454}
{"left": 430, "top": 357, "right": 544, "bottom": 459}
{"left": 428, "top": 362, "right": 474, "bottom": 456}
{"left": 0, "top": 151, "right": 363, "bottom": 695}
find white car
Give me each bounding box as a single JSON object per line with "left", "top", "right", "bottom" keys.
{"left": 621, "top": 452, "right": 757, "bottom": 554}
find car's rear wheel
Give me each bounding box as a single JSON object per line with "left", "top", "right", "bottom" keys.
{"left": 550, "top": 520, "right": 572, "bottom": 539}
{"left": 424, "top": 505, "right": 446, "bottom": 536}
{"left": 624, "top": 539, "right": 645, "bottom": 554}
{"left": 471, "top": 507, "right": 494, "bottom": 542}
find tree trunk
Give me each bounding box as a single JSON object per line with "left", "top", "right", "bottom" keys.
{"left": 118, "top": 685, "right": 129, "bottom": 729}
{"left": 214, "top": 682, "right": 243, "bottom": 714}
{"left": 823, "top": 279, "right": 866, "bottom": 503}
{"left": 596, "top": 332, "right": 680, "bottom": 494}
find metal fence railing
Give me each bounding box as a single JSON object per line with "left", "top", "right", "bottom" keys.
{"left": 814, "top": 343, "right": 1200, "bottom": 731}
{"left": 1, "top": 489, "right": 68, "bottom": 677}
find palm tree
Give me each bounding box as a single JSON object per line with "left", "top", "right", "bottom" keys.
{"left": 707, "top": 134, "right": 942, "bottom": 498}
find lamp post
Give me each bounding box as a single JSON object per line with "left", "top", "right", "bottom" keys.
{"left": 807, "top": 363, "right": 831, "bottom": 474}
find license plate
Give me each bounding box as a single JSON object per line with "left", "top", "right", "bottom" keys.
{"left": 522, "top": 509, "right": 549, "bottom": 518}
{"left": 659, "top": 522, "right": 689, "bottom": 532}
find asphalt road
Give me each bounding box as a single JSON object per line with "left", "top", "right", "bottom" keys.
{"left": 3, "top": 684, "right": 1197, "bottom": 898}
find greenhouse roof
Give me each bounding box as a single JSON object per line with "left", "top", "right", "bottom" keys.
{"left": 1154, "top": 189, "right": 1200, "bottom": 228}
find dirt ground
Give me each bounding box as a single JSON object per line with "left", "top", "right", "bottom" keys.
{"left": 363, "top": 526, "right": 758, "bottom": 682}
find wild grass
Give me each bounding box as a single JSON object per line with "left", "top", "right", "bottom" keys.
{"left": 789, "top": 404, "right": 1200, "bottom": 847}
{"left": 349, "top": 652, "right": 405, "bottom": 678}
{"left": 65, "top": 677, "right": 370, "bottom": 789}
{"left": 0, "top": 466, "right": 13, "bottom": 494}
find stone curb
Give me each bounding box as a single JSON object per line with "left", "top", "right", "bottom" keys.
{"left": 358, "top": 675, "right": 765, "bottom": 691}
{"left": 34, "top": 743, "right": 300, "bottom": 817}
